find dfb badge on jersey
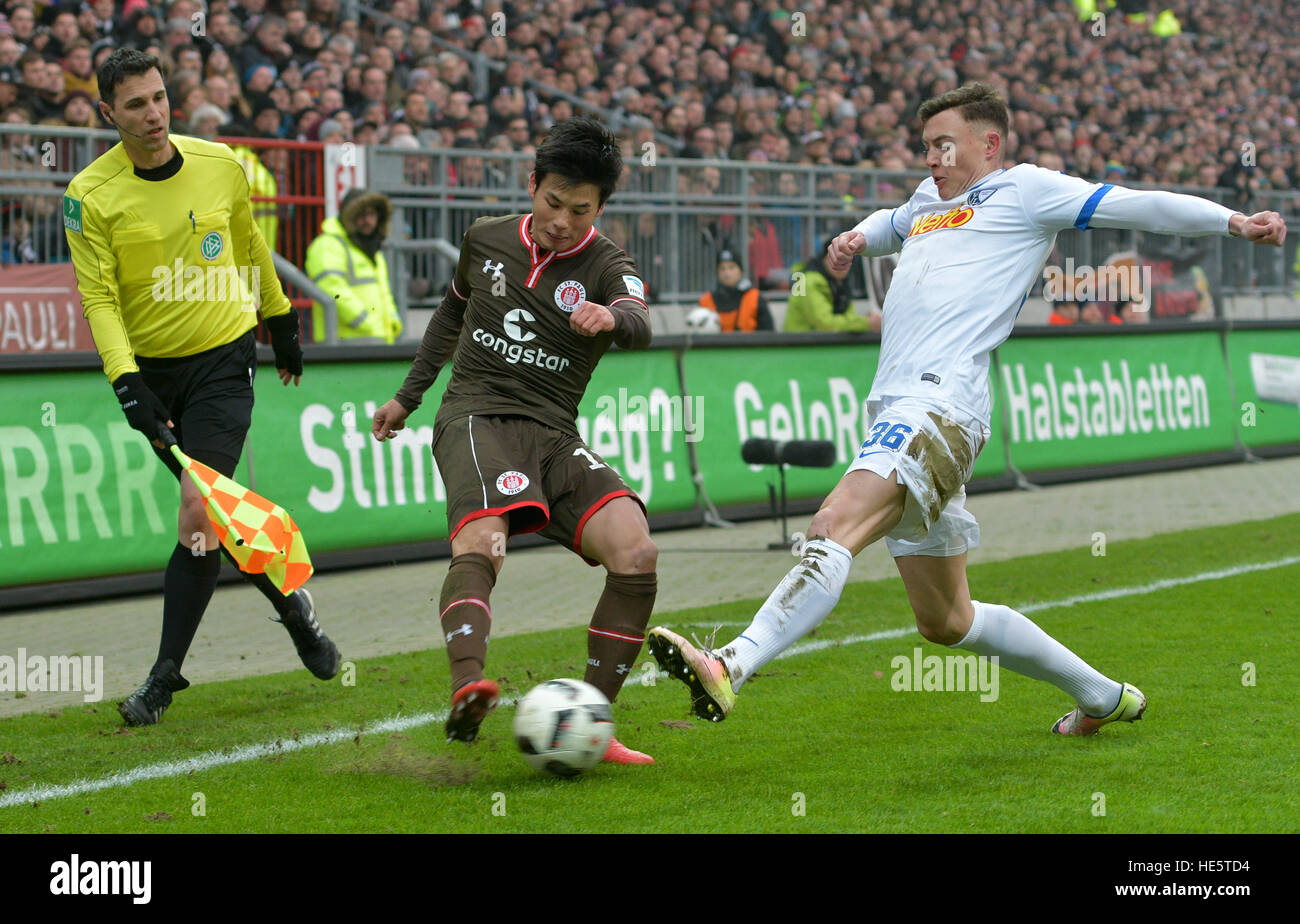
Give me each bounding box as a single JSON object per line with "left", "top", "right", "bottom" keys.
{"left": 201, "top": 231, "right": 224, "bottom": 261}
{"left": 496, "top": 471, "right": 530, "bottom": 495}
{"left": 554, "top": 280, "right": 586, "bottom": 313}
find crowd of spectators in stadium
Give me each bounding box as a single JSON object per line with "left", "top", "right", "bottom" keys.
{"left": 1, "top": 0, "right": 1296, "bottom": 307}
{"left": 2, "top": 0, "right": 1297, "bottom": 190}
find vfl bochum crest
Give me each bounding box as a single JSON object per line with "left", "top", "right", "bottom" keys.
{"left": 966, "top": 186, "right": 1001, "bottom": 207}
{"left": 201, "top": 231, "right": 224, "bottom": 260}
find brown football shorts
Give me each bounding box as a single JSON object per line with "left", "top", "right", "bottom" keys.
{"left": 432, "top": 414, "right": 645, "bottom": 564}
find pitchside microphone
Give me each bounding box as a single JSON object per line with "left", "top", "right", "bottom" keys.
{"left": 741, "top": 437, "right": 836, "bottom": 468}
{"left": 103, "top": 112, "right": 154, "bottom": 140}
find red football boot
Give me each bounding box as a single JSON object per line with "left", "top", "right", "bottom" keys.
{"left": 602, "top": 736, "right": 654, "bottom": 764}
{"left": 445, "top": 679, "right": 500, "bottom": 743}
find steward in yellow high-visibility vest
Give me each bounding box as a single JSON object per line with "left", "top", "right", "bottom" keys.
{"left": 230, "top": 144, "right": 279, "bottom": 253}
{"left": 1074, "top": 0, "right": 1122, "bottom": 19}
{"left": 304, "top": 188, "right": 402, "bottom": 344}
{"left": 1151, "top": 9, "right": 1181, "bottom": 36}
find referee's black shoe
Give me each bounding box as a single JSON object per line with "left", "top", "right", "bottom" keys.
{"left": 118, "top": 660, "right": 190, "bottom": 726}
{"left": 278, "top": 588, "right": 341, "bottom": 680}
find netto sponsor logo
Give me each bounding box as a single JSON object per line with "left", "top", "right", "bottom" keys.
{"left": 907, "top": 207, "right": 973, "bottom": 237}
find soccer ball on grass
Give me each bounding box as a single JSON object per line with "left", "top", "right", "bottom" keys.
{"left": 513, "top": 679, "right": 614, "bottom": 777}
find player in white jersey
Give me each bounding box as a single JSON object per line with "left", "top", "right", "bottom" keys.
{"left": 648, "top": 83, "right": 1286, "bottom": 735}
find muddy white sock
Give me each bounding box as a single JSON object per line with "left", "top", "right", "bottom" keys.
{"left": 719, "top": 538, "right": 853, "bottom": 690}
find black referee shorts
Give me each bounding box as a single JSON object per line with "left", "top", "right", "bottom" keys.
{"left": 136, "top": 329, "right": 257, "bottom": 479}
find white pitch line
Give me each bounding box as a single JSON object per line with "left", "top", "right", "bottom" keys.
{"left": 0, "top": 709, "right": 439, "bottom": 809}
{"left": 1015, "top": 555, "right": 1300, "bottom": 614}
{"left": 778, "top": 626, "right": 917, "bottom": 658}
{"left": 4, "top": 554, "right": 1297, "bottom": 809}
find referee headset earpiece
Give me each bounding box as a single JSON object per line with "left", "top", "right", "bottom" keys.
{"left": 101, "top": 103, "right": 149, "bottom": 139}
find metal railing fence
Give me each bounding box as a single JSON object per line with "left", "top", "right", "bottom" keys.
{"left": 5, "top": 125, "right": 1297, "bottom": 331}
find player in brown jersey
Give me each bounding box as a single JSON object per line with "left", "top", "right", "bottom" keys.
{"left": 370, "top": 118, "right": 659, "bottom": 764}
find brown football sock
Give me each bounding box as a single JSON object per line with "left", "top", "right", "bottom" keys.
{"left": 439, "top": 553, "right": 497, "bottom": 694}
{"left": 585, "top": 571, "right": 657, "bottom": 703}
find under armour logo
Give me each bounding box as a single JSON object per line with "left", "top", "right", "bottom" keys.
{"left": 616, "top": 663, "right": 630, "bottom": 675}
{"left": 445, "top": 623, "right": 473, "bottom": 643}
{"left": 482, "top": 259, "right": 504, "bottom": 279}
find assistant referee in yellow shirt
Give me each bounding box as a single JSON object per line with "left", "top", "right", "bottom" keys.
{"left": 64, "top": 48, "right": 340, "bottom": 726}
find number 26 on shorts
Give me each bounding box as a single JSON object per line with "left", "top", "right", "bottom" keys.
{"left": 859, "top": 421, "right": 913, "bottom": 456}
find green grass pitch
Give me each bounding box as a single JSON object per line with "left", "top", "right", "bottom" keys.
{"left": 2, "top": 513, "right": 1297, "bottom": 833}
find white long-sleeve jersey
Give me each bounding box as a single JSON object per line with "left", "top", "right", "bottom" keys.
{"left": 852, "top": 164, "right": 1237, "bottom": 426}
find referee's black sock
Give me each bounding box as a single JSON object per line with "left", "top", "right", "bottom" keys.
{"left": 157, "top": 542, "right": 222, "bottom": 672}
{"left": 220, "top": 546, "right": 299, "bottom": 617}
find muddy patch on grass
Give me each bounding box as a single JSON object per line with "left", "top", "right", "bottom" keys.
{"left": 332, "top": 736, "right": 478, "bottom": 787}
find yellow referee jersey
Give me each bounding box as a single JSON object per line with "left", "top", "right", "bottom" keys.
{"left": 63, "top": 133, "right": 291, "bottom": 383}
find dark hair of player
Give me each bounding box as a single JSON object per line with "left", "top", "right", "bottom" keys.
{"left": 97, "top": 48, "right": 164, "bottom": 107}
{"left": 917, "top": 82, "right": 1009, "bottom": 139}
{"left": 533, "top": 116, "right": 623, "bottom": 206}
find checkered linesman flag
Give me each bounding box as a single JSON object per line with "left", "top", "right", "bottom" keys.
{"left": 160, "top": 427, "right": 313, "bottom": 594}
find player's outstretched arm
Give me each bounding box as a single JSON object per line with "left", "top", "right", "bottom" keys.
{"left": 1229, "top": 211, "right": 1287, "bottom": 246}
{"left": 826, "top": 230, "right": 866, "bottom": 273}
{"left": 1090, "top": 185, "right": 1281, "bottom": 240}
{"left": 1033, "top": 170, "right": 1285, "bottom": 245}
{"left": 834, "top": 206, "right": 911, "bottom": 269}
